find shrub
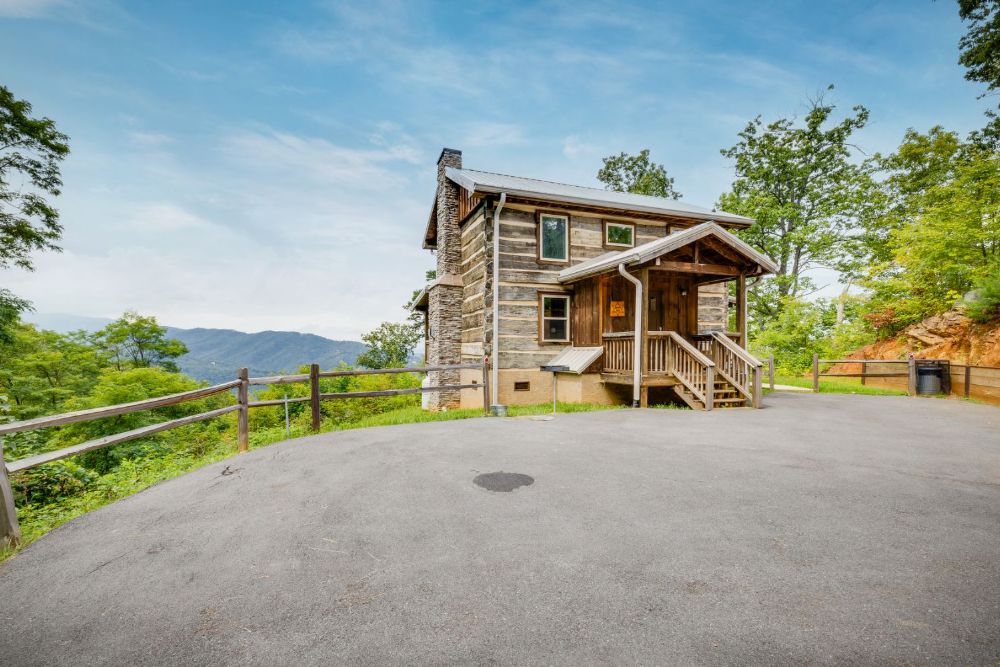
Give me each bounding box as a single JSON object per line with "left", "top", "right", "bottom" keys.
{"left": 965, "top": 272, "right": 1000, "bottom": 323}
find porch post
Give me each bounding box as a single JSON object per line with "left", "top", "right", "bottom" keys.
{"left": 640, "top": 268, "right": 649, "bottom": 376}
{"left": 618, "top": 264, "right": 643, "bottom": 407}
{"left": 737, "top": 273, "right": 747, "bottom": 347}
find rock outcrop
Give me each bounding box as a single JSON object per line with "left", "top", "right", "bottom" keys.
{"left": 848, "top": 309, "right": 1000, "bottom": 366}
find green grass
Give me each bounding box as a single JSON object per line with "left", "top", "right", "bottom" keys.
{"left": 769, "top": 374, "right": 907, "bottom": 396}
{"left": 506, "top": 402, "right": 621, "bottom": 417}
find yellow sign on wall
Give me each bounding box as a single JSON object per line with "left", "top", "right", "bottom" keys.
{"left": 609, "top": 301, "right": 625, "bottom": 317}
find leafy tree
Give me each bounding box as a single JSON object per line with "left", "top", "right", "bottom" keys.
{"left": 0, "top": 324, "right": 107, "bottom": 419}
{"left": 751, "top": 295, "right": 873, "bottom": 374}
{"left": 0, "top": 289, "right": 31, "bottom": 345}
{"left": 861, "top": 127, "right": 964, "bottom": 266}
{"left": 0, "top": 85, "right": 69, "bottom": 336}
{"left": 966, "top": 271, "right": 1000, "bottom": 323}
{"left": 717, "top": 92, "right": 877, "bottom": 321}
{"left": 93, "top": 311, "right": 188, "bottom": 372}
{"left": 958, "top": 0, "right": 1000, "bottom": 147}
{"left": 597, "top": 149, "right": 682, "bottom": 199}
{"left": 861, "top": 131, "right": 1000, "bottom": 331}
{"left": 356, "top": 321, "right": 421, "bottom": 369}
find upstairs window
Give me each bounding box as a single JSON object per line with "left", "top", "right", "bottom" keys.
{"left": 604, "top": 221, "right": 635, "bottom": 248}
{"left": 538, "top": 213, "right": 569, "bottom": 262}
{"left": 540, "top": 294, "right": 570, "bottom": 343}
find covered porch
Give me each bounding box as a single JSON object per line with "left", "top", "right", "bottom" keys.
{"left": 559, "top": 222, "right": 777, "bottom": 410}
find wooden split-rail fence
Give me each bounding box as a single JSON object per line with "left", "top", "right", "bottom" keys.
{"left": 811, "top": 354, "right": 1000, "bottom": 401}
{"left": 0, "top": 361, "right": 489, "bottom": 547}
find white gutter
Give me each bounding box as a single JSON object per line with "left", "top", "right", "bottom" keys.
{"left": 617, "top": 263, "right": 642, "bottom": 407}
{"left": 491, "top": 192, "right": 506, "bottom": 410}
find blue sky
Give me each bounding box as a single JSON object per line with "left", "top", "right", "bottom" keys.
{"left": 0, "top": 0, "right": 990, "bottom": 339}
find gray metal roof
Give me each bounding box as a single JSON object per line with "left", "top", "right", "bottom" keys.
{"left": 446, "top": 167, "right": 754, "bottom": 226}
{"left": 541, "top": 346, "right": 604, "bottom": 374}
{"left": 558, "top": 221, "right": 778, "bottom": 283}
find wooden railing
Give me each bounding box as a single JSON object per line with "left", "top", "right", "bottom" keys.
{"left": 0, "top": 361, "right": 489, "bottom": 547}
{"left": 654, "top": 331, "right": 716, "bottom": 409}
{"left": 707, "top": 332, "right": 763, "bottom": 408}
{"left": 646, "top": 332, "right": 670, "bottom": 374}
{"left": 602, "top": 332, "right": 634, "bottom": 373}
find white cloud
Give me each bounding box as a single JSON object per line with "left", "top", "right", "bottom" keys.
{"left": 562, "top": 135, "right": 598, "bottom": 159}
{"left": 126, "top": 130, "right": 172, "bottom": 147}
{"left": 460, "top": 122, "right": 527, "bottom": 148}
{"left": 0, "top": 0, "right": 69, "bottom": 18}
{"left": 0, "top": 124, "right": 436, "bottom": 339}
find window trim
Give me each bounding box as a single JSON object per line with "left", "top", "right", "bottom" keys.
{"left": 536, "top": 211, "right": 571, "bottom": 264}
{"left": 538, "top": 292, "right": 571, "bottom": 344}
{"left": 603, "top": 220, "right": 636, "bottom": 249}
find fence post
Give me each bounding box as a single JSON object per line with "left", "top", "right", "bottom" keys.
{"left": 964, "top": 365, "right": 972, "bottom": 399}
{"left": 812, "top": 354, "right": 819, "bottom": 392}
{"left": 482, "top": 358, "right": 490, "bottom": 415}
{"left": 0, "top": 440, "right": 21, "bottom": 548}
{"left": 768, "top": 355, "right": 775, "bottom": 391}
{"left": 237, "top": 367, "right": 249, "bottom": 453}
{"left": 310, "top": 364, "right": 321, "bottom": 432}
{"left": 907, "top": 357, "right": 917, "bottom": 396}
{"left": 860, "top": 356, "right": 867, "bottom": 386}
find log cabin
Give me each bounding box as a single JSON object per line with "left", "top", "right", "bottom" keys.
{"left": 411, "top": 148, "right": 777, "bottom": 411}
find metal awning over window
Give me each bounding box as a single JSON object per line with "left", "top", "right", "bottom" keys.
{"left": 541, "top": 347, "right": 603, "bottom": 374}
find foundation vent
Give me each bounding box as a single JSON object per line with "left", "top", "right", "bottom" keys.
{"left": 514, "top": 381, "right": 531, "bottom": 392}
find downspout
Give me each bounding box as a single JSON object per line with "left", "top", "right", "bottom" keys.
{"left": 491, "top": 192, "right": 506, "bottom": 410}
{"left": 617, "top": 263, "right": 642, "bottom": 407}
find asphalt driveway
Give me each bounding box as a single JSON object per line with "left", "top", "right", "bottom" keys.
{"left": 2, "top": 393, "right": 999, "bottom": 666}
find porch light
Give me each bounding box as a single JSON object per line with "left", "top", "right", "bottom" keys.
{"left": 679, "top": 285, "right": 688, "bottom": 297}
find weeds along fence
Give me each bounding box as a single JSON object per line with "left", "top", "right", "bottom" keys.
{"left": 811, "top": 354, "right": 1000, "bottom": 403}
{"left": 0, "top": 361, "right": 489, "bottom": 547}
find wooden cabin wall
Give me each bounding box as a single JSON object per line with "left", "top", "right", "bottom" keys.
{"left": 460, "top": 211, "right": 487, "bottom": 363}
{"left": 486, "top": 201, "right": 735, "bottom": 370}
{"left": 570, "top": 277, "right": 600, "bottom": 346}
{"left": 494, "top": 207, "right": 666, "bottom": 369}
{"left": 698, "top": 282, "right": 728, "bottom": 333}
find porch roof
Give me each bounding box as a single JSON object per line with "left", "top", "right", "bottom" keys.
{"left": 557, "top": 221, "right": 778, "bottom": 284}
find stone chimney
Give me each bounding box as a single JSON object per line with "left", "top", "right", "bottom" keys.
{"left": 427, "top": 148, "right": 464, "bottom": 410}
{"left": 435, "top": 148, "right": 463, "bottom": 277}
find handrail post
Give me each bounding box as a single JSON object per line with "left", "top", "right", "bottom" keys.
{"left": 237, "top": 367, "right": 249, "bottom": 453}
{"left": 812, "top": 354, "right": 819, "bottom": 392}
{"left": 705, "top": 366, "right": 714, "bottom": 411}
{"left": 753, "top": 364, "right": 763, "bottom": 408}
{"left": 0, "top": 440, "right": 21, "bottom": 548}
{"left": 310, "top": 364, "right": 321, "bottom": 431}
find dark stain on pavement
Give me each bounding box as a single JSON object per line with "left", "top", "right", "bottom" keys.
{"left": 473, "top": 472, "right": 534, "bottom": 492}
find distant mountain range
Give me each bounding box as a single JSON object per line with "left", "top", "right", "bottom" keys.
{"left": 25, "top": 313, "right": 367, "bottom": 384}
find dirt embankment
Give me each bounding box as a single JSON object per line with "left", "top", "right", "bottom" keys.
{"left": 845, "top": 310, "right": 1000, "bottom": 366}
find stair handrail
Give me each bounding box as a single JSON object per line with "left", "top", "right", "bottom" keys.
{"left": 710, "top": 331, "right": 762, "bottom": 368}
{"left": 709, "top": 332, "right": 763, "bottom": 408}
{"left": 662, "top": 331, "right": 715, "bottom": 368}
{"left": 663, "top": 331, "right": 715, "bottom": 409}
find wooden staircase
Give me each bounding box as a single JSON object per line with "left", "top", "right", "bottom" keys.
{"left": 673, "top": 375, "right": 749, "bottom": 410}
{"left": 602, "top": 330, "right": 764, "bottom": 411}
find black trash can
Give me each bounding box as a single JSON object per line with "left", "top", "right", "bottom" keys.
{"left": 917, "top": 366, "right": 942, "bottom": 394}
